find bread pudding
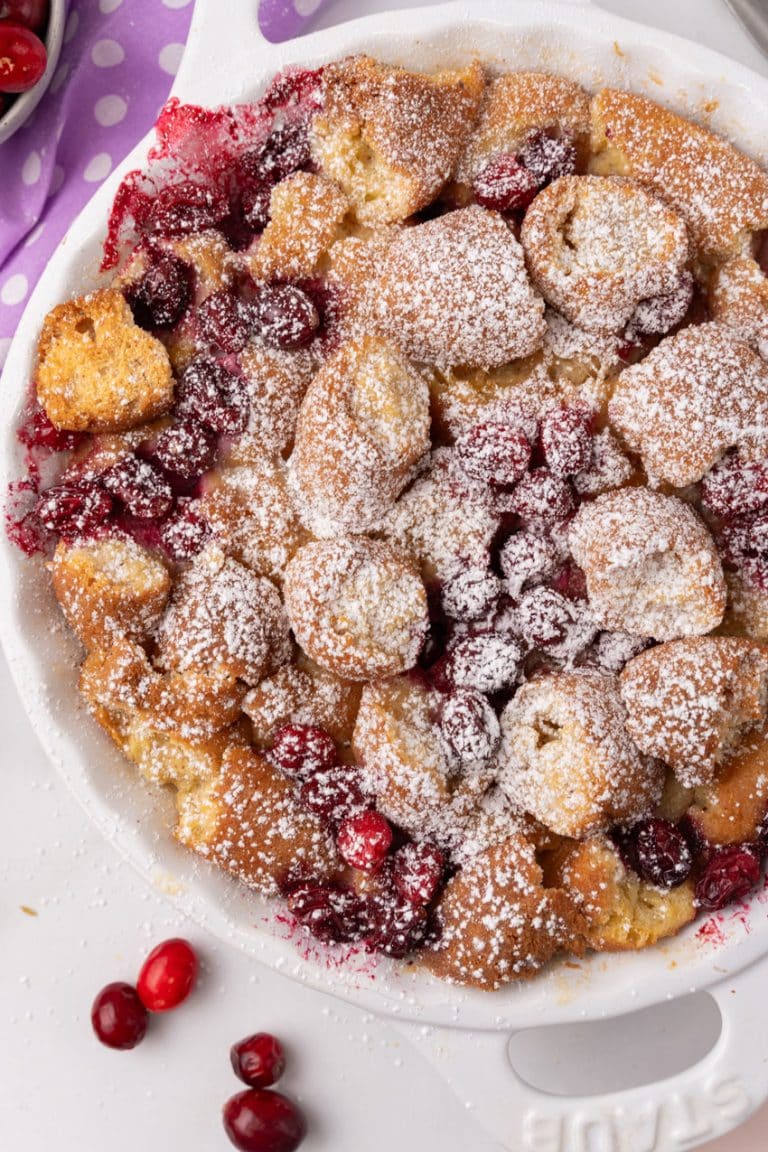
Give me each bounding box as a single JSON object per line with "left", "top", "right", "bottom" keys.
{"left": 9, "top": 57, "right": 768, "bottom": 990}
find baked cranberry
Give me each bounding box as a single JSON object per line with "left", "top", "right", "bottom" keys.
{"left": 540, "top": 407, "right": 593, "bottom": 477}
{"left": 439, "top": 688, "right": 499, "bottom": 765}
{"left": 197, "top": 290, "right": 253, "bottom": 354}
{"left": 146, "top": 180, "right": 228, "bottom": 236}
{"left": 0, "top": 20, "right": 46, "bottom": 93}
{"left": 255, "top": 120, "right": 312, "bottom": 183}
{"left": 519, "top": 129, "right": 576, "bottom": 186}
{"left": 248, "top": 283, "right": 319, "bottom": 350}
{"left": 696, "top": 844, "right": 761, "bottom": 910}
{"left": 591, "top": 630, "right": 650, "bottom": 674}
{"left": 441, "top": 565, "right": 501, "bottom": 621}
{"left": 445, "top": 631, "right": 524, "bottom": 695}
{"left": 222, "top": 1088, "right": 306, "bottom": 1152}
{"left": 550, "top": 562, "right": 588, "bottom": 601}
{"left": 627, "top": 271, "right": 694, "bottom": 338}
{"left": 136, "top": 937, "right": 198, "bottom": 1012}
{"left": 392, "top": 842, "right": 445, "bottom": 905}
{"left": 516, "top": 587, "right": 570, "bottom": 648}
{"left": 260, "top": 65, "right": 323, "bottom": 114}
{"left": 128, "top": 252, "right": 192, "bottom": 330}
{"left": 102, "top": 455, "right": 173, "bottom": 519}
{"left": 36, "top": 481, "right": 112, "bottom": 537}
{"left": 507, "top": 469, "right": 574, "bottom": 529}
{"left": 153, "top": 418, "right": 217, "bottom": 482}
{"left": 231, "top": 1033, "right": 286, "bottom": 1089}
{"left": 499, "top": 532, "right": 557, "bottom": 597}
{"left": 176, "top": 357, "right": 250, "bottom": 436}
{"left": 473, "top": 154, "right": 539, "bottom": 213}
{"left": 367, "top": 889, "right": 428, "bottom": 958}
{"left": 622, "top": 818, "right": 693, "bottom": 888}
{"left": 269, "top": 724, "right": 337, "bottom": 779}
{"left": 91, "top": 982, "right": 148, "bottom": 1050}
{"left": 286, "top": 882, "right": 367, "bottom": 944}
{"left": 337, "top": 810, "right": 392, "bottom": 872}
{"left": 241, "top": 179, "right": 273, "bottom": 231}
{"left": 160, "top": 499, "right": 210, "bottom": 560}
{"left": 299, "top": 766, "right": 367, "bottom": 828}
{"left": 456, "top": 422, "right": 531, "bottom": 487}
{"left": 17, "top": 407, "right": 84, "bottom": 453}
{"left": 700, "top": 454, "right": 768, "bottom": 520}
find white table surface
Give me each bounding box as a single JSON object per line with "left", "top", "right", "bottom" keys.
{"left": 2, "top": 2, "right": 768, "bottom": 1149}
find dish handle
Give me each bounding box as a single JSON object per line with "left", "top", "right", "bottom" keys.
{"left": 396, "top": 958, "right": 768, "bottom": 1152}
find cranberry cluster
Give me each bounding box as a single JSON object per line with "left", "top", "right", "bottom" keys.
{"left": 225, "top": 1033, "right": 305, "bottom": 1152}
{"left": 473, "top": 128, "right": 577, "bottom": 214}
{"left": 91, "top": 937, "right": 198, "bottom": 1050}
{"left": 701, "top": 451, "right": 768, "bottom": 591}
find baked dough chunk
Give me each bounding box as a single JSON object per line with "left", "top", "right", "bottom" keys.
{"left": 425, "top": 836, "right": 582, "bottom": 988}
{"left": 608, "top": 322, "right": 768, "bottom": 487}
{"left": 176, "top": 745, "right": 341, "bottom": 896}
{"left": 521, "top": 176, "right": 690, "bottom": 333}
{"left": 376, "top": 205, "right": 545, "bottom": 369}
{"left": 312, "top": 55, "right": 485, "bottom": 224}
{"left": 247, "top": 172, "right": 350, "bottom": 282}
{"left": 244, "top": 653, "right": 362, "bottom": 753}
{"left": 238, "top": 337, "right": 315, "bottom": 461}
{"left": 51, "top": 536, "right": 171, "bottom": 650}
{"left": 720, "top": 568, "right": 768, "bottom": 642}
{"left": 547, "top": 836, "right": 695, "bottom": 951}
{"left": 568, "top": 488, "right": 726, "bottom": 641}
{"left": 709, "top": 257, "right": 768, "bottom": 359}
{"left": 283, "top": 537, "right": 429, "bottom": 681}
{"left": 590, "top": 89, "right": 768, "bottom": 262}
{"left": 36, "top": 289, "right": 174, "bottom": 432}
{"left": 157, "top": 545, "right": 291, "bottom": 686}
{"left": 684, "top": 724, "right": 768, "bottom": 846}
{"left": 454, "top": 71, "right": 591, "bottom": 189}
{"left": 620, "top": 637, "right": 768, "bottom": 788}
{"left": 498, "top": 670, "right": 662, "bottom": 838}
{"left": 290, "top": 336, "right": 431, "bottom": 535}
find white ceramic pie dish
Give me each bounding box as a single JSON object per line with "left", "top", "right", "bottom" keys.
{"left": 3, "top": 1, "right": 768, "bottom": 1147}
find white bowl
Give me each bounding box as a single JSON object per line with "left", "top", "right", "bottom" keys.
{"left": 0, "top": 0, "right": 67, "bottom": 145}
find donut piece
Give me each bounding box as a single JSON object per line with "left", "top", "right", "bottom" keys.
{"left": 244, "top": 653, "right": 362, "bottom": 754}
{"left": 237, "top": 337, "right": 315, "bottom": 461}
{"left": 709, "top": 257, "right": 768, "bottom": 360}
{"left": 620, "top": 637, "right": 768, "bottom": 788}
{"left": 608, "top": 322, "right": 768, "bottom": 487}
{"left": 247, "top": 172, "right": 350, "bottom": 282}
{"left": 590, "top": 89, "right": 768, "bottom": 262}
{"left": 376, "top": 205, "right": 546, "bottom": 370}
{"left": 283, "top": 537, "right": 428, "bottom": 681}
{"left": 290, "top": 336, "right": 431, "bottom": 535}
{"left": 720, "top": 568, "right": 768, "bottom": 642}
{"left": 36, "top": 289, "right": 174, "bottom": 432}
{"left": 684, "top": 724, "right": 768, "bottom": 846}
{"left": 521, "top": 176, "right": 690, "bottom": 333}
{"left": 568, "top": 488, "right": 726, "bottom": 641}
{"left": 312, "top": 55, "right": 485, "bottom": 224}
{"left": 498, "top": 670, "right": 662, "bottom": 838}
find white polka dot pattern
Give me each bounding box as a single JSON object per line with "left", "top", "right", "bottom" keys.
{"left": 158, "top": 42, "right": 185, "bottom": 76}
{"left": 83, "top": 153, "right": 113, "bottom": 183}
{"left": 94, "top": 94, "right": 127, "bottom": 127}
{"left": 91, "top": 39, "right": 125, "bottom": 68}
{"left": 1, "top": 274, "right": 29, "bottom": 306}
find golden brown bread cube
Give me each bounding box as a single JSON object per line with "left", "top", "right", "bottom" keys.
{"left": 709, "top": 257, "right": 768, "bottom": 360}
{"left": 719, "top": 568, "right": 768, "bottom": 643}
{"left": 36, "top": 289, "right": 174, "bottom": 432}
{"left": 684, "top": 725, "right": 768, "bottom": 846}
{"left": 237, "top": 337, "right": 315, "bottom": 461}
{"left": 247, "top": 172, "right": 350, "bottom": 282}
{"left": 244, "top": 654, "right": 362, "bottom": 755}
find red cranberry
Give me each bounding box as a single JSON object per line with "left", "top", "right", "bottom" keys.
{"left": 260, "top": 66, "right": 323, "bottom": 114}
{"left": 91, "top": 982, "right": 148, "bottom": 1050}
{"left": 439, "top": 688, "right": 500, "bottom": 765}
{"left": 197, "top": 290, "right": 253, "bottom": 354}
{"left": 591, "top": 630, "right": 650, "bottom": 674}
{"left": 231, "top": 1033, "right": 286, "bottom": 1089}
{"left": 540, "top": 407, "right": 593, "bottom": 477}
{"left": 626, "top": 271, "right": 694, "bottom": 338}
{"left": 240, "top": 179, "right": 273, "bottom": 231}
{"left": 499, "top": 532, "right": 557, "bottom": 597}
{"left": 255, "top": 120, "right": 312, "bottom": 183}
{"left": 17, "top": 407, "right": 84, "bottom": 454}
{"left": 177, "top": 357, "right": 250, "bottom": 436}
{"left": 153, "top": 418, "right": 217, "bottom": 482}
{"left": 269, "top": 724, "right": 337, "bottom": 779}
{"left": 456, "top": 422, "right": 531, "bottom": 487}
{"left": 160, "top": 499, "right": 210, "bottom": 560}
{"left": 337, "top": 810, "right": 392, "bottom": 872}
{"left": 519, "top": 129, "right": 576, "bottom": 186}
{"left": 507, "top": 469, "right": 574, "bottom": 529}
{"left": 0, "top": 20, "right": 46, "bottom": 94}
{"left": 367, "top": 889, "right": 428, "bottom": 958}
{"left": 392, "top": 842, "right": 445, "bottom": 905}
{"left": 136, "top": 937, "right": 198, "bottom": 1012}
{"left": 36, "top": 481, "right": 112, "bottom": 537}
{"left": 445, "top": 631, "right": 524, "bottom": 695}
{"left": 102, "top": 455, "right": 173, "bottom": 519}
{"left": 222, "top": 1089, "right": 306, "bottom": 1152}
{"left": 0, "top": 2, "right": 48, "bottom": 33}
{"left": 700, "top": 454, "right": 768, "bottom": 520}
{"left": 441, "top": 565, "right": 501, "bottom": 621}
{"left": 286, "top": 882, "right": 368, "bottom": 944}
{"left": 248, "top": 283, "right": 319, "bottom": 351}
{"left": 146, "top": 180, "right": 228, "bottom": 236}
{"left": 695, "top": 845, "right": 761, "bottom": 910}
{"left": 516, "top": 586, "right": 572, "bottom": 648}
{"left": 128, "top": 252, "right": 192, "bottom": 330}
{"left": 299, "top": 766, "right": 368, "bottom": 828}
{"left": 550, "top": 562, "right": 588, "bottom": 602}
{"left": 473, "top": 154, "right": 539, "bottom": 213}
{"left": 622, "top": 818, "right": 693, "bottom": 888}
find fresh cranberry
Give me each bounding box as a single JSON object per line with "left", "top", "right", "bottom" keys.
{"left": 700, "top": 454, "right": 768, "bottom": 520}
{"left": 197, "top": 290, "right": 253, "bottom": 354}
{"left": 136, "top": 938, "right": 198, "bottom": 1013}
{"left": 146, "top": 180, "right": 228, "bottom": 236}
{"left": 231, "top": 1033, "right": 286, "bottom": 1089}
{"left": 627, "top": 271, "right": 694, "bottom": 338}
{"left": 540, "top": 407, "right": 593, "bottom": 477}
{"left": 518, "top": 129, "right": 576, "bottom": 186}
{"left": 439, "top": 688, "right": 499, "bottom": 765}
{"left": 17, "top": 407, "right": 84, "bottom": 454}
{"left": 336, "top": 810, "right": 392, "bottom": 872}
{"left": 0, "top": 2, "right": 48, "bottom": 32}
{"left": 473, "top": 154, "right": 539, "bottom": 213}
{"left": 286, "top": 882, "right": 368, "bottom": 944}
{"left": 269, "top": 724, "right": 337, "bottom": 779}
{"left": 102, "top": 455, "right": 173, "bottom": 519}
{"left": 299, "top": 766, "right": 368, "bottom": 828}
{"left": 499, "top": 532, "right": 557, "bottom": 597}
{"left": 516, "top": 586, "right": 571, "bottom": 648}
{"left": 153, "top": 418, "right": 217, "bottom": 482}
{"left": 159, "top": 499, "right": 210, "bottom": 560}
{"left": 127, "top": 252, "right": 192, "bottom": 330}
{"left": 176, "top": 357, "right": 250, "bottom": 436}
{"left": 392, "top": 842, "right": 445, "bottom": 905}
{"left": 621, "top": 818, "right": 693, "bottom": 888}
{"left": 222, "top": 1089, "right": 306, "bottom": 1152}
{"left": 696, "top": 845, "right": 761, "bottom": 910}
{"left": 36, "top": 481, "right": 112, "bottom": 537}
{"left": 456, "top": 422, "right": 531, "bottom": 487}
{"left": 444, "top": 631, "right": 523, "bottom": 695}
{"left": 0, "top": 20, "right": 46, "bottom": 93}
{"left": 247, "top": 283, "right": 319, "bottom": 351}
{"left": 441, "top": 565, "right": 501, "bottom": 621}
{"left": 507, "top": 469, "right": 574, "bottom": 529}
{"left": 91, "top": 982, "right": 148, "bottom": 1050}
{"left": 366, "top": 889, "right": 428, "bottom": 958}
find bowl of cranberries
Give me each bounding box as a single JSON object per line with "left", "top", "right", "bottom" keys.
{"left": 0, "top": 0, "right": 66, "bottom": 145}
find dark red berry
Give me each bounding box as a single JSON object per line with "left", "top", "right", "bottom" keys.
{"left": 36, "top": 481, "right": 112, "bottom": 537}
{"left": 128, "top": 252, "right": 192, "bottom": 330}
{"left": 550, "top": 562, "right": 588, "bottom": 601}
{"left": 176, "top": 357, "right": 250, "bottom": 436}
{"left": 441, "top": 565, "right": 501, "bottom": 621}
{"left": 700, "top": 453, "right": 768, "bottom": 520}
{"left": 91, "top": 982, "right": 148, "bottom": 1050}
{"left": 473, "top": 154, "right": 539, "bottom": 213}
{"left": 299, "top": 767, "right": 367, "bottom": 828}
{"left": 269, "top": 724, "right": 337, "bottom": 778}
{"left": 392, "top": 842, "right": 445, "bottom": 905}
{"left": 456, "top": 422, "right": 531, "bottom": 487}
{"left": 17, "top": 407, "right": 85, "bottom": 454}
{"left": 519, "top": 130, "right": 576, "bottom": 186}
{"left": 439, "top": 688, "right": 499, "bottom": 766}
{"left": 146, "top": 180, "right": 228, "bottom": 236}
{"left": 696, "top": 844, "right": 761, "bottom": 910}
{"left": 240, "top": 179, "right": 273, "bottom": 231}
{"left": 540, "top": 407, "right": 593, "bottom": 477}
{"left": 0, "top": 20, "right": 46, "bottom": 94}
{"left": 516, "top": 586, "right": 572, "bottom": 648}
{"left": 444, "top": 631, "right": 524, "bottom": 695}
{"left": 627, "top": 271, "right": 694, "bottom": 338}
{"left": 159, "top": 499, "right": 210, "bottom": 560}
{"left": 286, "top": 882, "right": 368, "bottom": 944}
{"left": 136, "top": 937, "right": 198, "bottom": 1012}
{"left": 102, "top": 455, "right": 173, "bottom": 519}
{"left": 499, "top": 532, "right": 557, "bottom": 597}
{"left": 366, "top": 889, "right": 428, "bottom": 958}
{"left": 197, "top": 290, "right": 253, "bottom": 354}
{"left": 507, "top": 469, "right": 574, "bottom": 529}
{"left": 623, "top": 818, "right": 693, "bottom": 888}
{"left": 222, "top": 1088, "right": 306, "bottom": 1152}
{"left": 257, "top": 120, "right": 312, "bottom": 182}
{"left": 248, "top": 283, "right": 319, "bottom": 350}
{"left": 260, "top": 66, "right": 323, "bottom": 114}
{"left": 336, "top": 810, "right": 392, "bottom": 872}
{"left": 231, "top": 1033, "right": 286, "bottom": 1089}
{"left": 153, "top": 419, "right": 217, "bottom": 482}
